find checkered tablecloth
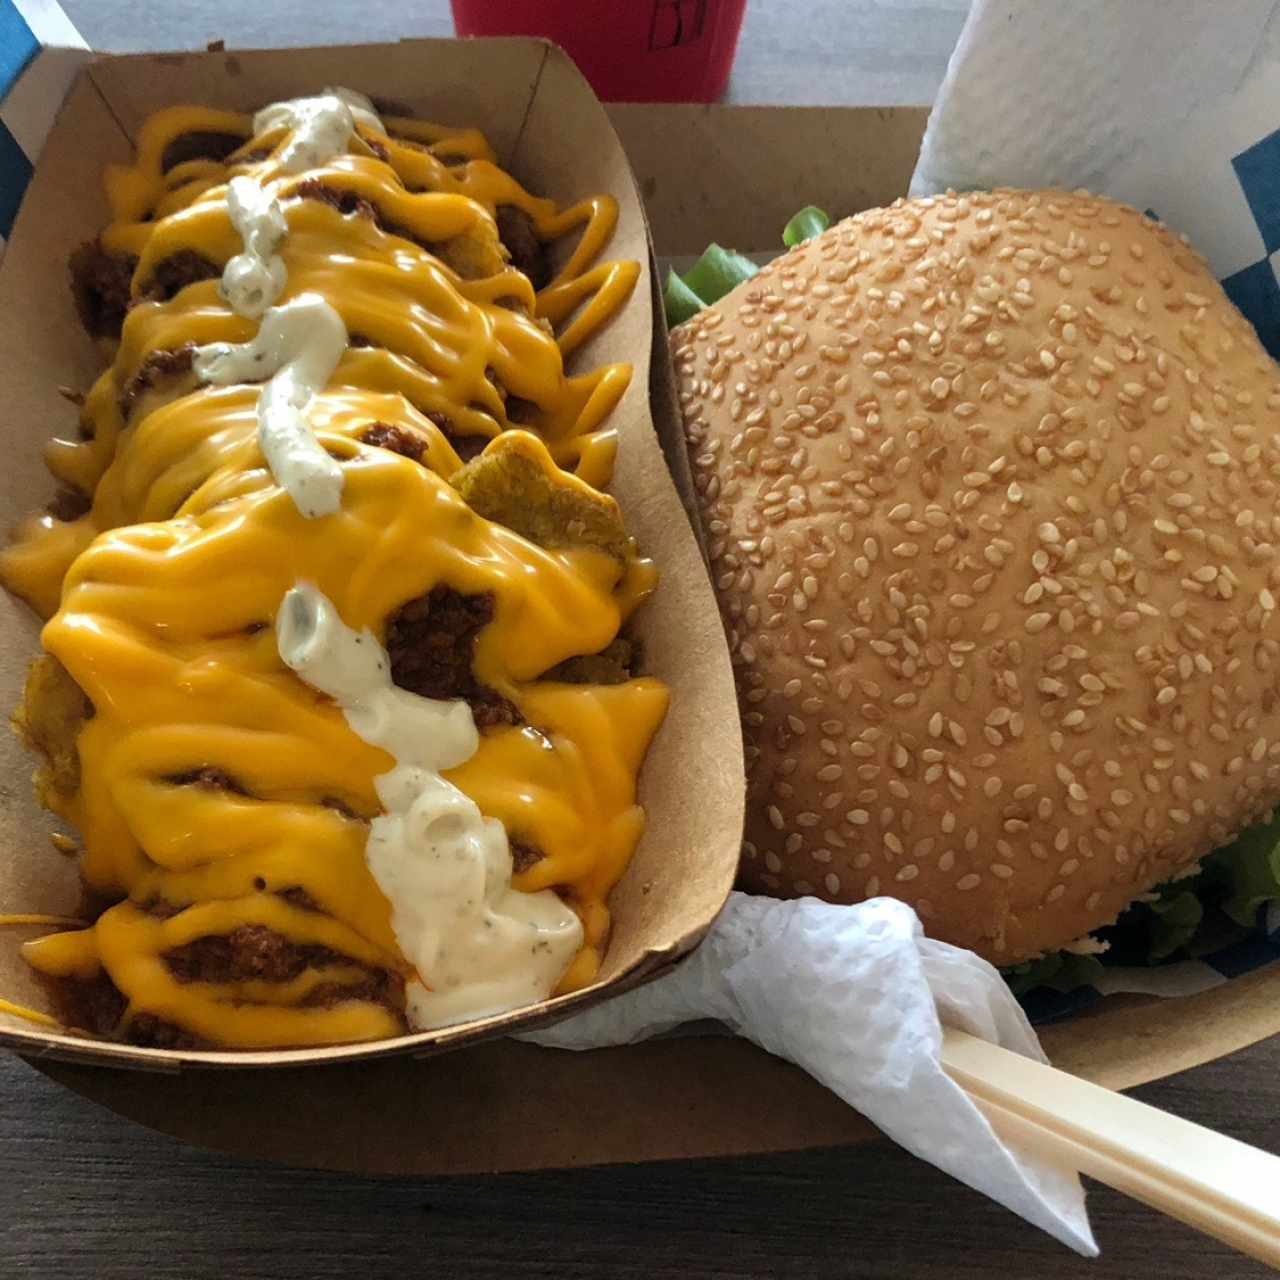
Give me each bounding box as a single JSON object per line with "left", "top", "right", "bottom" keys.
{"left": 1221, "top": 125, "right": 1280, "bottom": 359}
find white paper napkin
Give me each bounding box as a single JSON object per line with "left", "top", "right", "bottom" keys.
{"left": 522, "top": 893, "right": 1096, "bottom": 1255}
{"left": 910, "top": 0, "right": 1280, "bottom": 199}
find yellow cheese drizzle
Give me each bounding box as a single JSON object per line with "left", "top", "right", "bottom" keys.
{"left": 0, "top": 999, "right": 59, "bottom": 1029}
{"left": 0, "top": 914, "right": 90, "bottom": 927}
{"left": 0, "top": 103, "right": 666, "bottom": 1049}
{"left": 0, "top": 916, "right": 91, "bottom": 1029}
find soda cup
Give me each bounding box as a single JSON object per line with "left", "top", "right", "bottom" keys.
{"left": 450, "top": 0, "right": 749, "bottom": 103}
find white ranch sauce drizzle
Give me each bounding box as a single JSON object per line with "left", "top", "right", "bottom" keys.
{"left": 253, "top": 87, "right": 384, "bottom": 173}
{"left": 193, "top": 294, "right": 348, "bottom": 518}
{"left": 193, "top": 88, "right": 386, "bottom": 517}
{"left": 220, "top": 175, "right": 287, "bottom": 318}
{"left": 203, "top": 96, "right": 581, "bottom": 1020}
{"left": 276, "top": 583, "right": 584, "bottom": 1030}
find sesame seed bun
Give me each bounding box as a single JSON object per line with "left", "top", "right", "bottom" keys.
{"left": 671, "top": 188, "right": 1280, "bottom": 965}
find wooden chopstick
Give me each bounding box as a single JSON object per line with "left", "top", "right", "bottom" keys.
{"left": 940, "top": 1027, "right": 1280, "bottom": 1268}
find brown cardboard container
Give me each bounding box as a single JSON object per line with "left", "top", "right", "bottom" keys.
{"left": 0, "top": 41, "right": 745, "bottom": 1068}
{"left": 3, "top": 57, "right": 1279, "bottom": 1176}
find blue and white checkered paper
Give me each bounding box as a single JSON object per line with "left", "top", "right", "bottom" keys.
{"left": 915, "top": 0, "right": 1280, "bottom": 1015}
{"left": 0, "top": 0, "right": 86, "bottom": 253}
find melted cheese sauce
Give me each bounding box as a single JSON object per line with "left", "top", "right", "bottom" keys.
{"left": 0, "top": 92, "right": 665, "bottom": 1049}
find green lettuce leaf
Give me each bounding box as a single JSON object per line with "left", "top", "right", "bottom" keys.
{"left": 1145, "top": 887, "right": 1203, "bottom": 962}
{"left": 1005, "top": 951, "right": 1106, "bottom": 997}
{"left": 1207, "top": 814, "right": 1280, "bottom": 928}
{"left": 1008, "top": 810, "right": 1280, "bottom": 996}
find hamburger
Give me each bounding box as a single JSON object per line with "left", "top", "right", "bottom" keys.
{"left": 670, "top": 188, "right": 1280, "bottom": 970}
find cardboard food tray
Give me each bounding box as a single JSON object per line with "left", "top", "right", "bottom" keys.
{"left": 0, "top": 40, "right": 744, "bottom": 1066}
{"left": 3, "top": 42, "right": 1279, "bottom": 1175}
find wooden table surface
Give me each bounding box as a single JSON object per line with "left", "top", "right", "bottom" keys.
{"left": 3, "top": 1040, "right": 1278, "bottom": 1278}
{"left": 5, "top": 2, "right": 1278, "bottom": 1276}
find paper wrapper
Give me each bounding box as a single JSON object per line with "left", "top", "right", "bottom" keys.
{"left": 0, "top": 38, "right": 745, "bottom": 1067}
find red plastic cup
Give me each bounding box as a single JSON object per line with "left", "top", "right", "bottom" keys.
{"left": 450, "top": 0, "right": 748, "bottom": 103}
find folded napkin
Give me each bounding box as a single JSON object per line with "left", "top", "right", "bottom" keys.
{"left": 523, "top": 893, "right": 1096, "bottom": 1255}
{"left": 910, "top": 0, "right": 1280, "bottom": 199}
